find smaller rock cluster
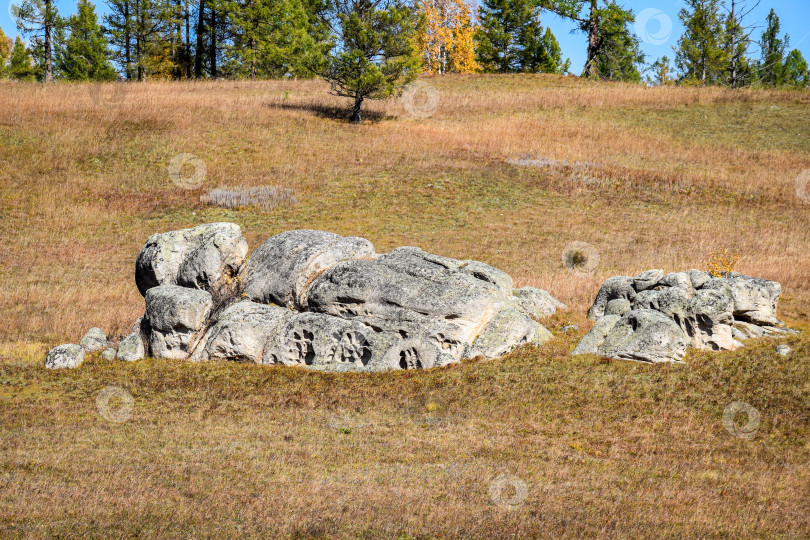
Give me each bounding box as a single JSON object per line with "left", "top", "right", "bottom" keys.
{"left": 44, "top": 326, "right": 145, "bottom": 369}
{"left": 573, "top": 269, "right": 795, "bottom": 363}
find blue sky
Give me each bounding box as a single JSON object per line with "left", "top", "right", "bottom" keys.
{"left": 2, "top": 0, "right": 808, "bottom": 73}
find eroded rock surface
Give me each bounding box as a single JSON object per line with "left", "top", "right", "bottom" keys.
{"left": 575, "top": 269, "right": 794, "bottom": 363}
{"left": 135, "top": 222, "right": 248, "bottom": 297}
{"left": 132, "top": 227, "right": 562, "bottom": 371}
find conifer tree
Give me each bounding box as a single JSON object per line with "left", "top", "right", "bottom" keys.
{"left": 758, "top": 9, "right": 787, "bottom": 87}
{"left": 223, "top": 0, "right": 325, "bottom": 79}
{"left": 12, "top": 0, "right": 61, "bottom": 81}
{"left": 782, "top": 49, "right": 808, "bottom": 89}
{"left": 675, "top": 0, "right": 728, "bottom": 85}
{"left": 9, "top": 36, "right": 37, "bottom": 80}
{"left": 318, "top": 0, "right": 422, "bottom": 123}
{"left": 476, "top": 0, "right": 568, "bottom": 74}
{"left": 62, "top": 0, "right": 118, "bottom": 80}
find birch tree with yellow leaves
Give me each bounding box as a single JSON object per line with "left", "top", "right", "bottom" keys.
{"left": 418, "top": 0, "right": 479, "bottom": 74}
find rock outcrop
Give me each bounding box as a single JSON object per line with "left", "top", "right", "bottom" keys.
{"left": 54, "top": 224, "right": 560, "bottom": 372}
{"left": 575, "top": 270, "right": 794, "bottom": 363}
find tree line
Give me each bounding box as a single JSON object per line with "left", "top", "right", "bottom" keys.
{"left": 0, "top": 0, "right": 806, "bottom": 121}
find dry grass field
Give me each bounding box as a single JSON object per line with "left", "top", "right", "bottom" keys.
{"left": 1, "top": 74, "right": 809, "bottom": 538}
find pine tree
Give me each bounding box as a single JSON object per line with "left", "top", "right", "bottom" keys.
{"left": 9, "top": 36, "right": 36, "bottom": 80}
{"left": 12, "top": 0, "right": 61, "bottom": 81}
{"left": 0, "top": 28, "right": 12, "bottom": 78}
{"left": 104, "top": 0, "right": 136, "bottom": 79}
{"left": 62, "top": 0, "right": 117, "bottom": 80}
{"left": 318, "top": 0, "right": 422, "bottom": 123}
{"left": 476, "top": 0, "right": 567, "bottom": 74}
{"left": 540, "top": 0, "right": 640, "bottom": 80}
{"left": 758, "top": 9, "right": 787, "bottom": 87}
{"left": 223, "top": 0, "right": 325, "bottom": 79}
{"left": 722, "top": 6, "right": 753, "bottom": 87}
{"left": 646, "top": 55, "right": 674, "bottom": 86}
{"left": 783, "top": 49, "right": 808, "bottom": 89}
{"left": 591, "top": 2, "right": 642, "bottom": 81}
{"left": 476, "top": 0, "right": 533, "bottom": 72}
{"left": 418, "top": 0, "right": 479, "bottom": 74}
{"left": 675, "top": 0, "right": 728, "bottom": 85}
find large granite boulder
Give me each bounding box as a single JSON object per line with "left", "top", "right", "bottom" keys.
{"left": 133, "top": 226, "right": 562, "bottom": 371}
{"left": 144, "top": 285, "right": 213, "bottom": 360}
{"left": 135, "top": 222, "right": 248, "bottom": 297}
{"left": 575, "top": 269, "right": 792, "bottom": 363}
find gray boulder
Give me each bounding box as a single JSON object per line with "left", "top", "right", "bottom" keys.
{"left": 703, "top": 274, "right": 781, "bottom": 325}
{"left": 513, "top": 287, "right": 567, "bottom": 318}
{"left": 145, "top": 285, "right": 212, "bottom": 360}
{"left": 634, "top": 287, "right": 690, "bottom": 330}
{"left": 572, "top": 315, "right": 621, "bottom": 356}
{"left": 79, "top": 328, "right": 107, "bottom": 353}
{"left": 684, "top": 288, "right": 735, "bottom": 350}
{"left": 598, "top": 309, "right": 689, "bottom": 363}
{"left": 117, "top": 333, "right": 145, "bottom": 362}
{"left": 632, "top": 269, "right": 664, "bottom": 292}
{"left": 587, "top": 276, "right": 636, "bottom": 320}
{"left": 101, "top": 348, "right": 117, "bottom": 361}
{"left": 136, "top": 222, "right": 248, "bottom": 296}
{"left": 605, "top": 298, "right": 632, "bottom": 316}
{"left": 239, "top": 230, "right": 376, "bottom": 309}
{"left": 45, "top": 344, "right": 85, "bottom": 369}
{"left": 458, "top": 260, "right": 514, "bottom": 295}
{"left": 687, "top": 269, "right": 713, "bottom": 289}
{"left": 191, "top": 301, "right": 290, "bottom": 363}
{"left": 659, "top": 272, "right": 694, "bottom": 295}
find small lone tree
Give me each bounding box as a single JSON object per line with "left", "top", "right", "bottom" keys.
{"left": 318, "top": 0, "right": 422, "bottom": 123}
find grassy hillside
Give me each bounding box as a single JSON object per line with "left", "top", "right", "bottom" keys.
{"left": 1, "top": 75, "right": 809, "bottom": 538}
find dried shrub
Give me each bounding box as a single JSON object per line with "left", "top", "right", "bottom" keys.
{"left": 200, "top": 186, "right": 298, "bottom": 211}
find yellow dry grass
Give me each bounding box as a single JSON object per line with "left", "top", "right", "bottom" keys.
{"left": 1, "top": 75, "right": 809, "bottom": 538}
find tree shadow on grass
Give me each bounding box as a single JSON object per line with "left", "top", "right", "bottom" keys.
{"left": 268, "top": 102, "right": 394, "bottom": 123}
